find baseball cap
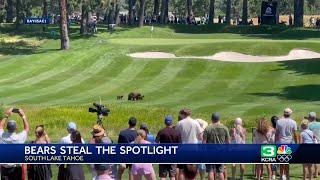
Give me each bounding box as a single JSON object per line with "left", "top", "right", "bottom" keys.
{"left": 67, "top": 122, "right": 77, "bottom": 131}
{"left": 211, "top": 113, "right": 220, "bottom": 121}
{"left": 309, "top": 112, "right": 316, "bottom": 118}
{"left": 6, "top": 120, "right": 16, "bottom": 132}
{"left": 164, "top": 115, "right": 173, "bottom": 125}
{"left": 284, "top": 108, "right": 293, "bottom": 115}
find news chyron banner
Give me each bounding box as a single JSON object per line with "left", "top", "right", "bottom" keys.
{"left": 0, "top": 144, "right": 319, "bottom": 164}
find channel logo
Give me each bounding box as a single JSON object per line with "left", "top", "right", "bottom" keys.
{"left": 261, "top": 145, "right": 277, "bottom": 162}
{"left": 276, "top": 145, "right": 292, "bottom": 163}
{"left": 260, "top": 145, "right": 293, "bottom": 163}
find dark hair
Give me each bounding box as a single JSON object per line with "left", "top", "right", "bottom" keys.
{"left": 71, "top": 130, "right": 82, "bottom": 143}
{"left": 35, "top": 125, "right": 45, "bottom": 137}
{"left": 179, "top": 109, "right": 191, "bottom": 117}
{"left": 140, "top": 125, "right": 149, "bottom": 134}
{"left": 128, "top": 117, "right": 137, "bottom": 127}
{"left": 270, "top": 116, "right": 278, "bottom": 128}
{"left": 284, "top": 114, "right": 290, "bottom": 118}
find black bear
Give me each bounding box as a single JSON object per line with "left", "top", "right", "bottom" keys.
{"left": 128, "top": 92, "right": 144, "bottom": 101}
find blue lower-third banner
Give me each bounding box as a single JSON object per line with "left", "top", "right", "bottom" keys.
{"left": 0, "top": 144, "right": 318, "bottom": 164}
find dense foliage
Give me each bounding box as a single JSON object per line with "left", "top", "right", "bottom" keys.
{"left": 0, "top": 0, "right": 319, "bottom": 24}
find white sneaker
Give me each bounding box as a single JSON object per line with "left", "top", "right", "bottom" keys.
{"left": 282, "top": 175, "right": 287, "bottom": 180}
{"left": 272, "top": 175, "right": 276, "bottom": 180}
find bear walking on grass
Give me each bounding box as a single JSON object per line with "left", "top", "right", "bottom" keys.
{"left": 128, "top": 92, "right": 144, "bottom": 101}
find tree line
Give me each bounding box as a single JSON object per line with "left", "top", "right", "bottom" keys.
{"left": 0, "top": 0, "right": 319, "bottom": 26}
{"left": 0, "top": 0, "right": 319, "bottom": 49}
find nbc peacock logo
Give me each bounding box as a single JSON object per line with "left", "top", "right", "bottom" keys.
{"left": 276, "top": 145, "right": 293, "bottom": 163}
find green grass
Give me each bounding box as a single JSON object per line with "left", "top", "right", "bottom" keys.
{"left": 1, "top": 24, "right": 320, "bottom": 179}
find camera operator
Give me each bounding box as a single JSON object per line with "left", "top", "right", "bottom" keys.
{"left": 0, "top": 108, "right": 29, "bottom": 180}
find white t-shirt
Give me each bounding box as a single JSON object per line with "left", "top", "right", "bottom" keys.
{"left": 276, "top": 117, "right": 297, "bottom": 144}
{"left": 175, "top": 117, "right": 203, "bottom": 144}
{"left": 60, "top": 134, "right": 85, "bottom": 144}
{"left": 0, "top": 129, "right": 27, "bottom": 144}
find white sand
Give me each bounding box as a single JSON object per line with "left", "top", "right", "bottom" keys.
{"left": 128, "top": 49, "right": 320, "bottom": 63}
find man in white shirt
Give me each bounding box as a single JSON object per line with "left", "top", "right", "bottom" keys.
{"left": 60, "top": 122, "right": 84, "bottom": 144}
{"left": 0, "top": 108, "right": 29, "bottom": 179}
{"left": 175, "top": 109, "right": 203, "bottom": 180}
{"left": 175, "top": 109, "right": 203, "bottom": 143}
{"left": 276, "top": 108, "right": 297, "bottom": 180}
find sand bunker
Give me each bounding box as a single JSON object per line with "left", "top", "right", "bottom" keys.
{"left": 129, "top": 49, "right": 320, "bottom": 63}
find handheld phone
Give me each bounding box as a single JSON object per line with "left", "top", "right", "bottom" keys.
{"left": 12, "top": 108, "right": 20, "bottom": 113}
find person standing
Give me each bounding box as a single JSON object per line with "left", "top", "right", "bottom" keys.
{"left": 90, "top": 125, "right": 117, "bottom": 180}
{"left": 0, "top": 108, "right": 29, "bottom": 180}
{"left": 131, "top": 130, "right": 156, "bottom": 180}
{"left": 203, "top": 113, "right": 230, "bottom": 180}
{"left": 58, "top": 122, "right": 84, "bottom": 180}
{"left": 27, "top": 125, "right": 52, "bottom": 180}
{"left": 289, "top": 14, "right": 293, "bottom": 26}
{"left": 253, "top": 118, "right": 274, "bottom": 180}
{"left": 276, "top": 108, "right": 298, "bottom": 180}
{"left": 65, "top": 130, "right": 85, "bottom": 180}
{"left": 270, "top": 116, "right": 279, "bottom": 180}
{"left": 308, "top": 112, "right": 320, "bottom": 178}
{"left": 300, "top": 119, "right": 316, "bottom": 180}
{"left": 230, "top": 117, "right": 246, "bottom": 180}
{"left": 195, "top": 118, "right": 208, "bottom": 180}
{"left": 60, "top": 122, "right": 84, "bottom": 144}
{"left": 175, "top": 109, "right": 203, "bottom": 180}
{"left": 140, "top": 124, "right": 155, "bottom": 143}
{"left": 117, "top": 117, "right": 138, "bottom": 180}
{"left": 156, "top": 115, "right": 181, "bottom": 180}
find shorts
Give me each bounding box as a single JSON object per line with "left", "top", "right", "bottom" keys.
{"left": 159, "top": 164, "right": 176, "bottom": 177}
{"left": 131, "top": 164, "right": 154, "bottom": 175}
{"left": 206, "top": 164, "right": 224, "bottom": 173}
{"left": 197, "top": 164, "right": 206, "bottom": 173}
{"left": 271, "top": 164, "right": 278, "bottom": 171}
{"left": 177, "top": 164, "right": 185, "bottom": 170}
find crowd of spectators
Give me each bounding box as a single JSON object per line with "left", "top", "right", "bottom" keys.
{"left": 0, "top": 107, "right": 320, "bottom": 180}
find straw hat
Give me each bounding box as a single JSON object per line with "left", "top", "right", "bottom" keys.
{"left": 91, "top": 124, "right": 105, "bottom": 137}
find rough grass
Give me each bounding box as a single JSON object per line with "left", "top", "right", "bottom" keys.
{"left": 1, "top": 24, "right": 320, "bottom": 179}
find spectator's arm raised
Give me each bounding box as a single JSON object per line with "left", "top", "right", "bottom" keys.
{"left": 18, "top": 109, "right": 29, "bottom": 133}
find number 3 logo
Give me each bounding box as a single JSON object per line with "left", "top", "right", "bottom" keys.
{"left": 261, "top": 145, "right": 276, "bottom": 158}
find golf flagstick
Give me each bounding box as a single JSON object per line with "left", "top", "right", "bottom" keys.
{"left": 151, "top": 26, "right": 154, "bottom": 38}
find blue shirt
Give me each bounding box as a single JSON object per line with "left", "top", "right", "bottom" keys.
{"left": 309, "top": 121, "right": 320, "bottom": 139}
{"left": 146, "top": 133, "right": 155, "bottom": 143}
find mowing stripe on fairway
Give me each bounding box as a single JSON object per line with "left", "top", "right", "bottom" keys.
{"left": 2, "top": 50, "right": 114, "bottom": 104}
{"left": 0, "top": 50, "right": 93, "bottom": 88}
{"left": 46, "top": 59, "right": 150, "bottom": 105}
{"left": 0, "top": 49, "right": 105, "bottom": 98}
